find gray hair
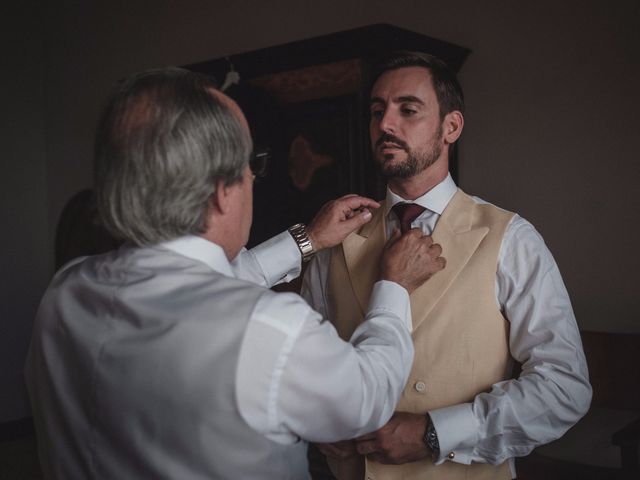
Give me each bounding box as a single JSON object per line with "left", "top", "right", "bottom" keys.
{"left": 94, "top": 67, "right": 252, "bottom": 246}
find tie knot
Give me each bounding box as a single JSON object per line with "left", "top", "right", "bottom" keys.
{"left": 392, "top": 203, "right": 426, "bottom": 233}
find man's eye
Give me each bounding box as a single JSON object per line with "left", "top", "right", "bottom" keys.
{"left": 402, "top": 108, "right": 417, "bottom": 116}
{"left": 370, "top": 109, "right": 384, "bottom": 118}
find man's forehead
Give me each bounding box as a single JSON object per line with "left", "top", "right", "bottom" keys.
{"left": 370, "top": 66, "right": 434, "bottom": 100}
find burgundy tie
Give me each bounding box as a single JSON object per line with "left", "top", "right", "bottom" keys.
{"left": 392, "top": 203, "right": 426, "bottom": 234}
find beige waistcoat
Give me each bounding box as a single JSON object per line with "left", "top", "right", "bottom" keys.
{"left": 326, "top": 189, "right": 515, "bottom": 480}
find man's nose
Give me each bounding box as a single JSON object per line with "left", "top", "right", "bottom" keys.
{"left": 378, "top": 109, "right": 397, "bottom": 134}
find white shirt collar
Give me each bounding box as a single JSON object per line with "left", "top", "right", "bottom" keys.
{"left": 159, "top": 235, "right": 234, "bottom": 277}
{"left": 385, "top": 173, "right": 458, "bottom": 216}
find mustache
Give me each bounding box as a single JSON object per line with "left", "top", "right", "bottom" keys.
{"left": 375, "top": 133, "right": 409, "bottom": 151}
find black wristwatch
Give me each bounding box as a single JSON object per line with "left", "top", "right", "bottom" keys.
{"left": 423, "top": 414, "right": 440, "bottom": 457}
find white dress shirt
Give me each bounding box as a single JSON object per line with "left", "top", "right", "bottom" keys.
{"left": 163, "top": 232, "right": 416, "bottom": 444}
{"left": 26, "top": 229, "right": 418, "bottom": 479}
{"left": 301, "top": 174, "right": 592, "bottom": 469}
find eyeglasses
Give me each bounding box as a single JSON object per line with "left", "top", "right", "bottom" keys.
{"left": 250, "top": 146, "right": 271, "bottom": 178}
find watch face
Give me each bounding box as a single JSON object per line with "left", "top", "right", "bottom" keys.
{"left": 425, "top": 420, "right": 439, "bottom": 453}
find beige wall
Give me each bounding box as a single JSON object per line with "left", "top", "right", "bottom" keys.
{"left": 2, "top": 0, "right": 638, "bottom": 420}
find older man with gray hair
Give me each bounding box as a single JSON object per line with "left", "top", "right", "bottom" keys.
{"left": 25, "top": 67, "right": 446, "bottom": 479}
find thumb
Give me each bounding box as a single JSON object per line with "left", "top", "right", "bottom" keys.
{"left": 341, "top": 208, "right": 373, "bottom": 231}
{"left": 385, "top": 227, "right": 402, "bottom": 249}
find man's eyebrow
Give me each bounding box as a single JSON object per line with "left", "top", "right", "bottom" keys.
{"left": 396, "top": 95, "right": 425, "bottom": 105}
{"left": 369, "top": 95, "right": 426, "bottom": 106}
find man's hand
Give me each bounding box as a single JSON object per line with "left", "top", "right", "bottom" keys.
{"left": 315, "top": 440, "right": 359, "bottom": 460}
{"left": 381, "top": 229, "right": 446, "bottom": 294}
{"left": 354, "top": 412, "right": 432, "bottom": 465}
{"left": 307, "top": 195, "right": 380, "bottom": 251}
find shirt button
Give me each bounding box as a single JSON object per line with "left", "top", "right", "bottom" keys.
{"left": 414, "top": 381, "right": 427, "bottom": 393}
{"left": 448, "top": 451, "right": 455, "bottom": 459}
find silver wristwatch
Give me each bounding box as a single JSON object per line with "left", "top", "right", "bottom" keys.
{"left": 288, "top": 223, "right": 315, "bottom": 263}
{"left": 424, "top": 414, "right": 440, "bottom": 456}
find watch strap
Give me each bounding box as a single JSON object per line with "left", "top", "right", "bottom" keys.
{"left": 423, "top": 414, "right": 440, "bottom": 456}
{"left": 288, "top": 223, "right": 315, "bottom": 262}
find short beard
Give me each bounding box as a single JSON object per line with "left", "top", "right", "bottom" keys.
{"left": 378, "top": 126, "right": 443, "bottom": 179}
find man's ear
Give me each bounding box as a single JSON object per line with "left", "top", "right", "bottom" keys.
{"left": 443, "top": 111, "right": 464, "bottom": 145}
{"left": 210, "top": 178, "right": 232, "bottom": 215}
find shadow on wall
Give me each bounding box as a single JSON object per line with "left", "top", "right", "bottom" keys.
{"left": 54, "top": 188, "right": 121, "bottom": 270}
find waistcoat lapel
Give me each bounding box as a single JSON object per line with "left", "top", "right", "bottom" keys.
{"left": 342, "top": 207, "right": 386, "bottom": 315}
{"left": 410, "top": 189, "right": 489, "bottom": 331}
{"left": 341, "top": 190, "right": 489, "bottom": 331}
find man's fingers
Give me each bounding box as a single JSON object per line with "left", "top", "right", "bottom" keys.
{"left": 428, "top": 242, "right": 442, "bottom": 257}
{"left": 354, "top": 432, "right": 375, "bottom": 442}
{"left": 355, "top": 440, "right": 377, "bottom": 455}
{"left": 316, "top": 441, "right": 358, "bottom": 460}
{"left": 340, "top": 208, "right": 373, "bottom": 230}
{"left": 384, "top": 228, "right": 402, "bottom": 250}
{"left": 405, "top": 227, "right": 424, "bottom": 237}
{"left": 426, "top": 241, "right": 445, "bottom": 271}
{"left": 421, "top": 234, "right": 434, "bottom": 246}
{"left": 338, "top": 195, "right": 381, "bottom": 212}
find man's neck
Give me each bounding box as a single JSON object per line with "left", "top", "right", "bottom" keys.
{"left": 388, "top": 162, "right": 449, "bottom": 201}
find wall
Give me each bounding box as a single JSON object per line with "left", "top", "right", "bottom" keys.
{"left": 2, "top": 0, "right": 638, "bottom": 420}
{"left": 0, "top": 2, "right": 49, "bottom": 422}
{"left": 453, "top": 2, "right": 640, "bottom": 335}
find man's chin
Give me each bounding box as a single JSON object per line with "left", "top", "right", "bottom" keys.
{"left": 378, "top": 154, "right": 407, "bottom": 175}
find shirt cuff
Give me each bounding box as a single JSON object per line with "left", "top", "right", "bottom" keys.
{"left": 367, "top": 280, "right": 412, "bottom": 332}
{"left": 428, "top": 403, "right": 478, "bottom": 465}
{"left": 251, "top": 231, "right": 302, "bottom": 285}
